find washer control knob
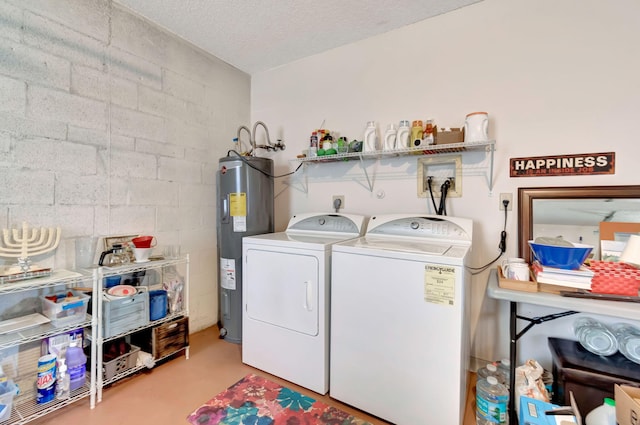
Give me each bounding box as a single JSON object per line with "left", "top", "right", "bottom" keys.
{"left": 410, "top": 221, "right": 420, "bottom": 230}
{"left": 318, "top": 218, "right": 326, "bottom": 225}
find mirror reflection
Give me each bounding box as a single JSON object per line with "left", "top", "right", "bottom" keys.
{"left": 532, "top": 198, "right": 640, "bottom": 260}
{"left": 518, "top": 186, "right": 640, "bottom": 264}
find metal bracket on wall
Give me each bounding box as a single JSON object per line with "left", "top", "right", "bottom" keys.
{"left": 289, "top": 140, "right": 496, "bottom": 194}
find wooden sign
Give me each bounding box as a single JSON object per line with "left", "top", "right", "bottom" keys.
{"left": 510, "top": 152, "right": 615, "bottom": 177}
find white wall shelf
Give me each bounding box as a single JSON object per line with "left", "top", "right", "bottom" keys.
{"left": 290, "top": 141, "right": 496, "bottom": 193}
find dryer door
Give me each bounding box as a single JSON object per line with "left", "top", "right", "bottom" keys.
{"left": 244, "top": 248, "right": 319, "bottom": 336}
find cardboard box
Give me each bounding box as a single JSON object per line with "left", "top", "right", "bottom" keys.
{"left": 519, "top": 396, "right": 579, "bottom": 425}
{"left": 434, "top": 127, "right": 464, "bottom": 145}
{"left": 615, "top": 384, "right": 640, "bottom": 425}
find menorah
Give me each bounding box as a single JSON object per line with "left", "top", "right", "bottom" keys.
{"left": 0, "top": 222, "right": 61, "bottom": 272}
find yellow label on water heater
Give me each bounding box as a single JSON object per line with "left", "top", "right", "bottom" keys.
{"left": 424, "top": 264, "right": 456, "bottom": 305}
{"left": 229, "top": 193, "right": 247, "bottom": 217}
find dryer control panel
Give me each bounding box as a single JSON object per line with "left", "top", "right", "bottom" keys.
{"left": 287, "top": 213, "right": 366, "bottom": 235}
{"left": 366, "top": 215, "right": 472, "bottom": 242}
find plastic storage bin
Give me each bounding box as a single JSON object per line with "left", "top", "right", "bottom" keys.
{"left": 0, "top": 380, "right": 18, "bottom": 421}
{"left": 103, "top": 344, "right": 140, "bottom": 380}
{"left": 41, "top": 290, "right": 90, "bottom": 327}
{"left": 103, "top": 289, "right": 149, "bottom": 338}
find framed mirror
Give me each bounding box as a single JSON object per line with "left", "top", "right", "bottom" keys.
{"left": 518, "top": 185, "right": 640, "bottom": 263}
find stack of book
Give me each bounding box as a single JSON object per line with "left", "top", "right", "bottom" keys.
{"left": 531, "top": 261, "right": 594, "bottom": 293}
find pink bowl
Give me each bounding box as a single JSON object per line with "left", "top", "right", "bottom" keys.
{"left": 132, "top": 236, "right": 155, "bottom": 248}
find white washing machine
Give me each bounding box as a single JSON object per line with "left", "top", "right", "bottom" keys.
{"left": 242, "top": 212, "right": 367, "bottom": 394}
{"left": 330, "top": 214, "right": 473, "bottom": 425}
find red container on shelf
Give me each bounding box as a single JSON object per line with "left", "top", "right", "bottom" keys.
{"left": 588, "top": 261, "right": 640, "bottom": 296}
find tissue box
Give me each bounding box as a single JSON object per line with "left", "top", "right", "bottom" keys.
{"left": 519, "top": 396, "right": 579, "bottom": 425}
{"left": 615, "top": 384, "right": 640, "bottom": 425}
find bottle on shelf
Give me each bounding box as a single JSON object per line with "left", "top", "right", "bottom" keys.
{"left": 309, "top": 131, "right": 318, "bottom": 157}
{"left": 585, "top": 398, "right": 616, "bottom": 425}
{"left": 383, "top": 124, "right": 397, "bottom": 150}
{"left": 410, "top": 120, "right": 423, "bottom": 147}
{"left": 363, "top": 121, "right": 379, "bottom": 152}
{"left": 423, "top": 119, "right": 435, "bottom": 145}
{"left": 56, "top": 359, "right": 70, "bottom": 400}
{"left": 476, "top": 376, "right": 509, "bottom": 425}
{"left": 66, "top": 339, "right": 87, "bottom": 391}
{"left": 397, "top": 120, "right": 411, "bottom": 148}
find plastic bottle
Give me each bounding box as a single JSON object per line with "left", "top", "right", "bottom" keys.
{"left": 309, "top": 132, "right": 318, "bottom": 157}
{"left": 410, "top": 120, "right": 423, "bottom": 147}
{"left": 0, "top": 365, "right": 8, "bottom": 393}
{"left": 383, "top": 124, "right": 397, "bottom": 150}
{"left": 65, "top": 340, "right": 87, "bottom": 391}
{"left": 585, "top": 398, "right": 616, "bottom": 425}
{"left": 55, "top": 359, "right": 70, "bottom": 400}
{"left": 476, "top": 376, "right": 509, "bottom": 425}
{"left": 423, "top": 119, "right": 435, "bottom": 145}
{"left": 397, "top": 120, "right": 410, "bottom": 148}
{"left": 496, "top": 359, "right": 511, "bottom": 388}
{"left": 477, "top": 363, "right": 506, "bottom": 385}
{"left": 363, "top": 121, "right": 379, "bottom": 152}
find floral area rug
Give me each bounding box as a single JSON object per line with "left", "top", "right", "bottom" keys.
{"left": 186, "top": 373, "right": 373, "bottom": 425}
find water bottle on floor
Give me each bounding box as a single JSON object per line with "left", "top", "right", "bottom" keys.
{"left": 476, "top": 376, "right": 509, "bottom": 425}
{"left": 585, "top": 398, "right": 615, "bottom": 425}
{"left": 477, "top": 363, "right": 506, "bottom": 385}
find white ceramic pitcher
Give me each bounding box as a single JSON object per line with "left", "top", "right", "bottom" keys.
{"left": 464, "top": 112, "right": 489, "bottom": 142}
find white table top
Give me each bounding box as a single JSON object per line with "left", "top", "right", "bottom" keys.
{"left": 486, "top": 269, "right": 640, "bottom": 321}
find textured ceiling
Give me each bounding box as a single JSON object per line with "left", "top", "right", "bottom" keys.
{"left": 114, "top": 0, "right": 482, "bottom": 74}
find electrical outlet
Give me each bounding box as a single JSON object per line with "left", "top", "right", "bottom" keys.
{"left": 332, "top": 195, "right": 345, "bottom": 210}
{"left": 499, "top": 193, "right": 513, "bottom": 211}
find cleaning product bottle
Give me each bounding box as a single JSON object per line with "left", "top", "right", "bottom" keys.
{"left": 309, "top": 131, "right": 318, "bottom": 157}
{"left": 410, "top": 120, "right": 424, "bottom": 147}
{"left": 383, "top": 124, "right": 397, "bottom": 150}
{"left": 65, "top": 339, "right": 87, "bottom": 391}
{"left": 363, "top": 121, "right": 379, "bottom": 152}
{"left": 423, "top": 119, "right": 435, "bottom": 145}
{"left": 397, "top": 120, "right": 411, "bottom": 148}
{"left": 585, "top": 398, "right": 616, "bottom": 425}
{"left": 55, "top": 359, "right": 70, "bottom": 400}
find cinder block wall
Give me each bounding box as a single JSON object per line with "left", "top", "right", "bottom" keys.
{"left": 0, "top": 0, "right": 250, "bottom": 331}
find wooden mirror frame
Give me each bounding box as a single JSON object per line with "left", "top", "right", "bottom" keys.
{"left": 517, "top": 185, "right": 640, "bottom": 263}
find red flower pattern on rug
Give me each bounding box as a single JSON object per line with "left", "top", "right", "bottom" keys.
{"left": 187, "top": 374, "right": 372, "bottom": 425}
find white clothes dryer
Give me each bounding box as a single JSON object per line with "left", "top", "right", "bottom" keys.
{"left": 242, "top": 213, "right": 367, "bottom": 394}
{"left": 330, "top": 214, "right": 473, "bottom": 425}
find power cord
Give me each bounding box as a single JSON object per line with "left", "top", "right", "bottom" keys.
{"left": 467, "top": 198, "right": 510, "bottom": 275}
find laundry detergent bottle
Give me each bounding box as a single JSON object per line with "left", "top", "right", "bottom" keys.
{"left": 383, "top": 124, "right": 397, "bottom": 150}
{"left": 363, "top": 121, "right": 379, "bottom": 152}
